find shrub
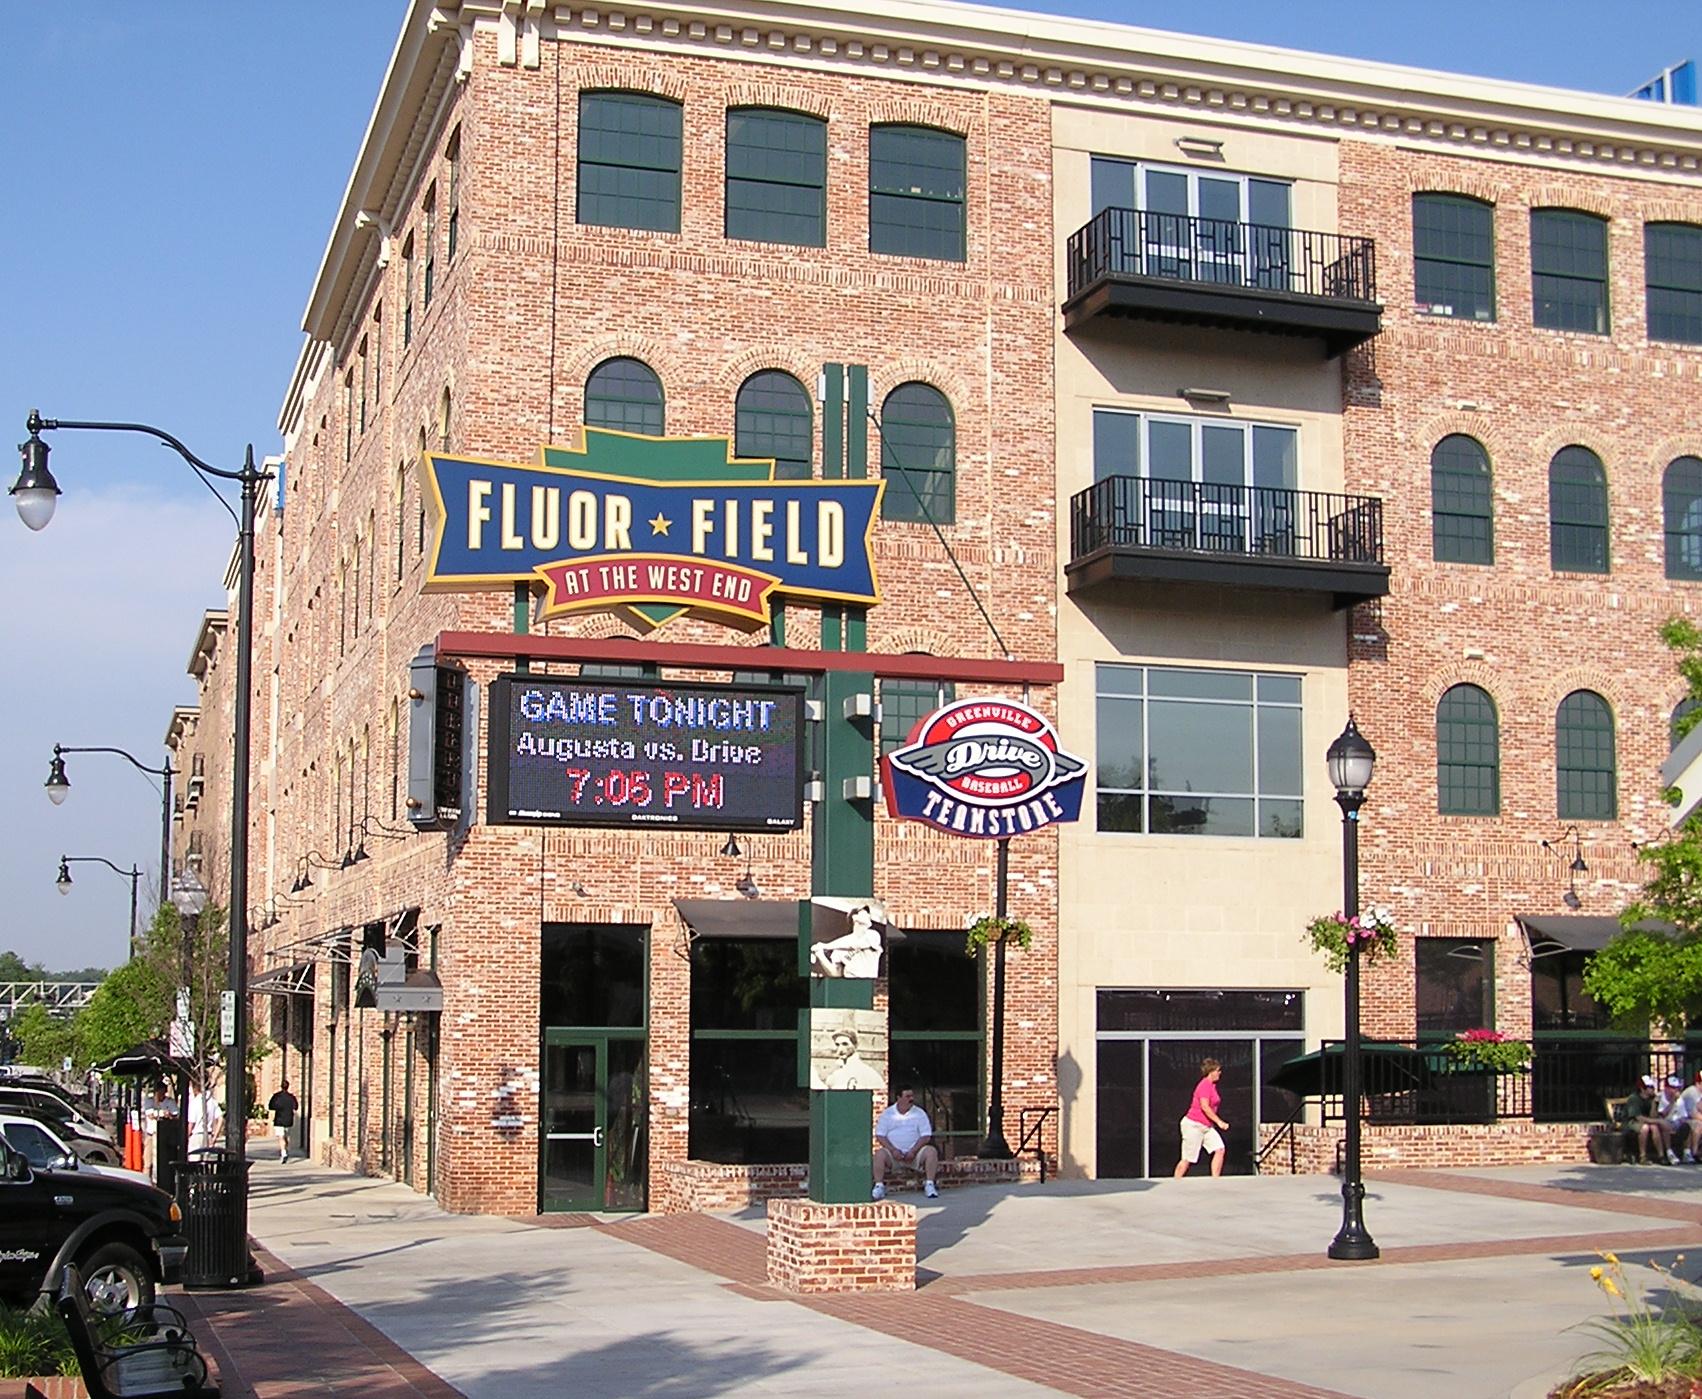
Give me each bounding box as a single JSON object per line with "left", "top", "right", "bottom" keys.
{"left": 0, "top": 1305, "right": 78, "bottom": 1378}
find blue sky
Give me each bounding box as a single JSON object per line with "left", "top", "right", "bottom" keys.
{"left": 1, "top": 1, "right": 1699, "bottom": 970}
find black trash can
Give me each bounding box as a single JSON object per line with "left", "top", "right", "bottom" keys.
{"left": 175, "top": 1149, "right": 251, "bottom": 1288}
{"left": 154, "top": 1118, "right": 183, "bottom": 1196}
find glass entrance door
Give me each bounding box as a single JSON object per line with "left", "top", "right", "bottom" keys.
{"left": 541, "top": 1035, "right": 605, "bottom": 1212}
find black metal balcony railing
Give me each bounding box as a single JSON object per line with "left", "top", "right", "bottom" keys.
{"left": 1304, "top": 1038, "right": 1697, "bottom": 1126}
{"left": 1067, "top": 208, "right": 1379, "bottom": 306}
{"left": 1070, "top": 477, "right": 1384, "bottom": 567}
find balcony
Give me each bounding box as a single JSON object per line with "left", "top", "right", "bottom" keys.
{"left": 1068, "top": 478, "right": 1389, "bottom": 609}
{"left": 1064, "top": 209, "right": 1381, "bottom": 355}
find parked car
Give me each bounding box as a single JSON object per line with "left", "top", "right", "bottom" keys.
{"left": 0, "top": 1087, "right": 114, "bottom": 1155}
{"left": 0, "top": 1134, "right": 185, "bottom": 1314}
{"left": 0, "top": 1073, "right": 97, "bottom": 1119}
{"left": 0, "top": 1112, "right": 152, "bottom": 1188}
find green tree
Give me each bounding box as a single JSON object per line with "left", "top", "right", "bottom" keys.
{"left": 1584, "top": 617, "right": 1702, "bottom": 1035}
{"left": 10, "top": 1001, "right": 74, "bottom": 1070}
{"left": 74, "top": 957, "right": 171, "bottom": 1068}
{"left": 0, "top": 951, "right": 46, "bottom": 983}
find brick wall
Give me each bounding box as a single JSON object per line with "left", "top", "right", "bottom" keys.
{"left": 1338, "top": 141, "right": 1702, "bottom": 1040}
{"left": 1261, "top": 1120, "right": 1593, "bottom": 1174}
{"left": 766, "top": 1198, "right": 917, "bottom": 1292}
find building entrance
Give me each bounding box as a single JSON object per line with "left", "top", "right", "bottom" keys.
{"left": 540, "top": 1032, "right": 647, "bottom": 1212}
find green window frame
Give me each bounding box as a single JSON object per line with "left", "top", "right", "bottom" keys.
{"left": 725, "top": 109, "right": 826, "bottom": 247}
{"left": 402, "top": 232, "right": 415, "bottom": 348}
{"left": 879, "top": 676, "right": 954, "bottom": 757}
{"left": 1431, "top": 434, "right": 1493, "bottom": 565}
{"left": 423, "top": 189, "right": 436, "bottom": 309}
{"left": 1436, "top": 684, "right": 1499, "bottom": 815}
{"left": 888, "top": 931, "right": 984, "bottom": 1160}
{"left": 1095, "top": 665, "right": 1304, "bottom": 839}
{"left": 585, "top": 358, "right": 664, "bottom": 436}
{"left": 869, "top": 124, "right": 966, "bottom": 262}
{"left": 1548, "top": 446, "right": 1608, "bottom": 574}
{"left": 577, "top": 92, "right": 682, "bottom": 233}
{"left": 1532, "top": 209, "right": 1609, "bottom": 335}
{"left": 1647, "top": 222, "right": 1702, "bottom": 344}
{"left": 1413, "top": 193, "right": 1496, "bottom": 321}
{"left": 446, "top": 128, "right": 461, "bottom": 264}
{"left": 1557, "top": 690, "right": 1616, "bottom": 820}
{"left": 735, "top": 371, "right": 813, "bottom": 480}
{"left": 879, "top": 383, "right": 955, "bottom": 524}
{"left": 1664, "top": 457, "right": 1702, "bottom": 581}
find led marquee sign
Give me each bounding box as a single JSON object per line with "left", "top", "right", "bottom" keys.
{"left": 423, "top": 430, "right": 883, "bottom": 630}
{"left": 486, "top": 676, "right": 805, "bottom": 832}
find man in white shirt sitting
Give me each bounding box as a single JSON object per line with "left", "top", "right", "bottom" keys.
{"left": 872, "top": 1085, "right": 940, "bottom": 1200}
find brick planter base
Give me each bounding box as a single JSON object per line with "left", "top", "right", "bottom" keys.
{"left": 6, "top": 1378, "right": 90, "bottom": 1399}
{"left": 1259, "top": 1119, "right": 1591, "bottom": 1174}
{"left": 765, "top": 1198, "right": 917, "bottom": 1293}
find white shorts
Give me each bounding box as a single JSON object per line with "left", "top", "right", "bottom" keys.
{"left": 273, "top": 1125, "right": 289, "bottom": 1140}
{"left": 1179, "top": 1117, "right": 1225, "bottom": 1163}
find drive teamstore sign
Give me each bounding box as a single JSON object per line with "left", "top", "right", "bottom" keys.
{"left": 486, "top": 676, "right": 805, "bottom": 831}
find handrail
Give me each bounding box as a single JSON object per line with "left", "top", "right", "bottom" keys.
{"left": 1066, "top": 207, "right": 1378, "bottom": 305}
{"left": 1071, "top": 477, "right": 1385, "bottom": 567}
{"left": 1017, "top": 1105, "right": 1054, "bottom": 1183}
{"left": 1255, "top": 1110, "right": 1299, "bottom": 1175}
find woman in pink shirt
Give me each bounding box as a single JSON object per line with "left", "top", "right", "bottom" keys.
{"left": 1173, "top": 1058, "right": 1229, "bottom": 1178}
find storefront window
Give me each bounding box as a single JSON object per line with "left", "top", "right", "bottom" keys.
{"left": 541, "top": 924, "right": 646, "bottom": 1028}
{"left": 889, "top": 932, "right": 982, "bottom": 1158}
{"left": 1415, "top": 938, "right": 1494, "bottom": 1037}
{"left": 689, "top": 939, "right": 807, "bottom": 1163}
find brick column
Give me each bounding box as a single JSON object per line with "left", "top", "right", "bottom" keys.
{"left": 765, "top": 1198, "right": 917, "bottom": 1292}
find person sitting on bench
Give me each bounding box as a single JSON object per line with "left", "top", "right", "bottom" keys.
{"left": 872, "top": 1085, "right": 940, "bottom": 1201}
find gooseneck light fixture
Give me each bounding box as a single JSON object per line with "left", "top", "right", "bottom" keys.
{"left": 56, "top": 855, "right": 144, "bottom": 960}
{"left": 1541, "top": 826, "right": 1589, "bottom": 909}
{"left": 45, "top": 743, "right": 175, "bottom": 906}
{"left": 14, "top": 409, "right": 267, "bottom": 1185}
{"left": 1325, "top": 716, "right": 1378, "bottom": 1262}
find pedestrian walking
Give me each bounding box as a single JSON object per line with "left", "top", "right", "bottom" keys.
{"left": 1174, "top": 1057, "right": 1229, "bottom": 1179}
{"left": 267, "top": 1080, "right": 299, "bottom": 1163}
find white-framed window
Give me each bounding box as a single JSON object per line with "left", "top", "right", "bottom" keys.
{"left": 1090, "top": 157, "right": 1293, "bottom": 288}
{"left": 1091, "top": 409, "right": 1299, "bottom": 554}
{"left": 1095, "top": 664, "right": 1303, "bottom": 839}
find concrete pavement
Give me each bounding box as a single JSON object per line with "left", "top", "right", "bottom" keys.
{"left": 169, "top": 1150, "right": 1702, "bottom": 1398}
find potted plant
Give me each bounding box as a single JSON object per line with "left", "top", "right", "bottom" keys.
{"left": 964, "top": 914, "right": 1033, "bottom": 957}
{"left": 1303, "top": 906, "right": 1398, "bottom": 975}
{"left": 1437, "top": 1029, "right": 1530, "bottom": 1123}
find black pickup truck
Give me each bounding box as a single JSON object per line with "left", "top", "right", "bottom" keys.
{"left": 0, "top": 1135, "right": 186, "bottom": 1312}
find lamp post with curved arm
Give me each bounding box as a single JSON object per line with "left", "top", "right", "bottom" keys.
{"left": 14, "top": 409, "right": 265, "bottom": 1170}
{"left": 57, "top": 856, "right": 143, "bottom": 960}
{"left": 46, "top": 745, "right": 174, "bottom": 908}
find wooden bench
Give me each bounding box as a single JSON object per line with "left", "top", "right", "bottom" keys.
{"left": 1587, "top": 1096, "right": 1643, "bottom": 1165}
{"left": 56, "top": 1264, "right": 218, "bottom": 1399}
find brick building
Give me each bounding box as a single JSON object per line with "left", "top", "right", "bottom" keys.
{"left": 168, "top": 0, "right": 1702, "bottom": 1205}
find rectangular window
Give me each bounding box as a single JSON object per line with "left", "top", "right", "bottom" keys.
{"left": 889, "top": 932, "right": 982, "bottom": 1160}
{"left": 1089, "top": 158, "right": 1293, "bottom": 289}
{"left": 689, "top": 938, "right": 806, "bottom": 1164}
{"left": 1647, "top": 222, "right": 1702, "bottom": 344}
{"left": 1415, "top": 939, "right": 1494, "bottom": 1037}
{"left": 869, "top": 125, "right": 966, "bottom": 262}
{"left": 726, "top": 109, "right": 826, "bottom": 246}
{"left": 1532, "top": 209, "right": 1609, "bottom": 334}
{"left": 577, "top": 93, "right": 683, "bottom": 233}
{"left": 1531, "top": 950, "right": 1610, "bottom": 1032}
{"left": 372, "top": 304, "right": 382, "bottom": 406}
{"left": 343, "top": 374, "right": 353, "bottom": 462}
{"left": 1095, "top": 665, "right": 1303, "bottom": 838}
{"left": 1413, "top": 194, "right": 1496, "bottom": 320}
{"left": 422, "top": 188, "right": 436, "bottom": 309}
{"left": 446, "top": 129, "right": 461, "bottom": 263}
{"left": 358, "top": 340, "right": 368, "bottom": 435}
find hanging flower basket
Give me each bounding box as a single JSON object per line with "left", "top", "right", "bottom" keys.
{"left": 1440, "top": 1028, "right": 1532, "bottom": 1073}
{"left": 965, "top": 914, "right": 1034, "bottom": 957}
{"left": 1303, "top": 906, "right": 1398, "bottom": 975}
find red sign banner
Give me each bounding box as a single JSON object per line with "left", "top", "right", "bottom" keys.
{"left": 536, "top": 553, "right": 780, "bottom": 625}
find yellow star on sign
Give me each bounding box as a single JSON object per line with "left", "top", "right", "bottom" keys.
{"left": 648, "top": 512, "right": 672, "bottom": 537}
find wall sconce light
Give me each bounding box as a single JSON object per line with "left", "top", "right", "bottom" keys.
{"left": 1173, "top": 135, "right": 1225, "bottom": 158}
{"left": 735, "top": 870, "right": 762, "bottom": 899}
{"left": 1541, "top": 826, "right": 1588, "bottom": 909}
{"left": 720, "top": 835, "right": 742, "bottom": 859}
{"left": 1179, "top": 387, "right": 1232, "bottom": 406}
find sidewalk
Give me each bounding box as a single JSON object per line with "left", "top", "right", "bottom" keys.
{"left": 160, "top": 1150, "right": 1702, "bottom": 1399}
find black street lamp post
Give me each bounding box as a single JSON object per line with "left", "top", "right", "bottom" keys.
{"left": 57, "top": 856, "right": 143, "bottom": 960}
{"left": 1326, "top": 716, "right": 1379, "bottom": 1262}
{"left": 14, "top": 410, "right": 264, "bottom": 1166}
{"left": 46, "top": 745, "right": 174, "bottom": 908}
{"left": 978, "top": 836, "right": 1015, "bottom": 1160}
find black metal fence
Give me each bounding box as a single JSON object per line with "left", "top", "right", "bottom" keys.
{"left": 1313, "top": 1038, "right": 1696, "bottom": 1126}
{"left": 1071, "top": 477, "right": 1384, "bottom": 566}
{"left": 1066, "top": 208, "right": 1378, "bottom": 305}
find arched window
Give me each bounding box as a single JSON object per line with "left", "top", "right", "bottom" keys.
{"left": 366, "top": 510, "right": 377, "bottom": 619}
{"left": 1664, "top": 456, "right": 1702, "bottom": 580}
{"left": 1672, "top": 697, "right": 1700, "bottom": 751}
{"left": 725, "top": 109, "right": 827, "bottom": 247}
{"left": 1548, "top": 446, "right": 1608, "bottom": 573}
{"left": 1557, "top": 690, "right": 1616, "bottom": 820}
{"left": 1412, "top": 193, "right": 1495, "bottom": 321}
{"left": 880, "top": 383, "right": 955, "bottom": 524}
{"left": 388, "top": 697, "right": 401, "bottom": 821}
{"left": 585, "top": 357, "right": 664, "bottom": 436}
{"left": 1431, "top": 434, "right": 1492, "bottom": 564}
{"left": 395, "top": 463, "right": 408, "bottom": 580}
{"left": 869, "top": 124, "right": 966, "bottom": 262}
{"left": 1531, "top": 208, "right": 1609, "bottom": 335}
{"left": 416, "top": 428, "right": 428, "bottom": 556}
{"left": 1437, "top": 684, "right": 1499, "bottom": 815}
{"left": 735, "top": 371, "right": 812, "bottom": 480}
